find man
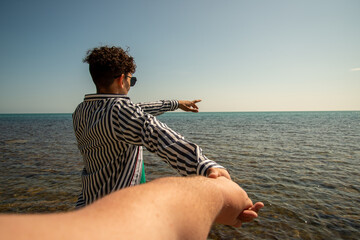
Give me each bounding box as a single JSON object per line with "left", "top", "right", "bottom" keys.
{"left": 0, "top": 176, "right": 264, "bottom": 239}
{"left": 73, "top": 46, "right": 230, "bottom": 207}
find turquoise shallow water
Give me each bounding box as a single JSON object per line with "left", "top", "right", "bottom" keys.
{"left": 0, "top": 111, "right": 359, "bottom": 239}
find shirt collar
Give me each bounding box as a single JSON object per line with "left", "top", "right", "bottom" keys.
{"left": 84, "top": 94, "right": 130, "bottom": 101}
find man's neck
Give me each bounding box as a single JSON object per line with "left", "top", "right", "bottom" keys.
{"left": 97, "top": 87, "right": 127, "bottom": 95}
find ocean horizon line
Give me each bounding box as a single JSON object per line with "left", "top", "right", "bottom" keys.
{"left": 0, "top": 110, "right": 359, "bottom": 115}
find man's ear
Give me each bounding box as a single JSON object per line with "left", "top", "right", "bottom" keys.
{"left": 115, "top": 74, "right": 125, "bottom": 87}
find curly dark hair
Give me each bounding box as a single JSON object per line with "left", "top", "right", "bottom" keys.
{"left": 83, "top": 46, "right": 136, "bottom": 88}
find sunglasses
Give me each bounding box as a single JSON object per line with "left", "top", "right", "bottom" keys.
{"left": 129, "top": 77, "right": 137, "bottom": 87}
{"left": 114, "top": 75, "right": 137, "bottom": 87}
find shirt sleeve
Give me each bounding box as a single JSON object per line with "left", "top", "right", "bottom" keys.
{"left": 136, "top": 100, "right": 179, "bottom": 116}
{"left": 112, "top": 99, "right": 224, "bottom": 176}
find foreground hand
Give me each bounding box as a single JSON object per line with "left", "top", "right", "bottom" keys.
{"left": 213, "top": 177, "right": 264, "bottom": 228}
{"left": 237, "top": 202, "right": 264, "bottom": 226}
{"left": 207, "top": 168, "right": 231, "bottom": 180}
{"left": 178, "top": 100, "right": 202, "bottom": 112}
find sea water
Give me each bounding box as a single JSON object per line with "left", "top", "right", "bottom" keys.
{"left": 0, "top": 112, "right": 359, "bottom": 239}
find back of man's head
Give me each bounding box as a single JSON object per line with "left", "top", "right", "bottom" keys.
{"left": 83, "top": 46, "right": 136, "bottom": 89}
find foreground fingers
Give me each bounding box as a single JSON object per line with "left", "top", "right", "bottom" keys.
{"left": 238, "top": 209, "right": 258, "bottom": 222}
{"left": 236, "top": 202, "right": 264, "bottom": 225}
{"left": 249, "top": 202, "right": 264, "bottom": 213}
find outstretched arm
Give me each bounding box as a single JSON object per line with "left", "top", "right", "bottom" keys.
{"left": 136, "top": 100, "right": 179, "bottom": 116}
{"left": 0, "top": 176, "right": 263, "bottom": 240}
{"left": 114, "top": 100, "right": 224, "bottom": 177}
{"left": 137, "top": 99, "right": 202, "bottom": 115}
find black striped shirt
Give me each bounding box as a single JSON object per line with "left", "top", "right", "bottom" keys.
{"left": 73, "top": 94, "right": 224, "bottom": 207}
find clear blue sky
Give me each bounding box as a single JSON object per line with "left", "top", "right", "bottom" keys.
{"left": 0, "top": 0, "right": 359, "bottom": 113}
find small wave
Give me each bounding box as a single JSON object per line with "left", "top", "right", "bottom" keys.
{"left": 4, "top": 139, "right": 28, "bottom": 144}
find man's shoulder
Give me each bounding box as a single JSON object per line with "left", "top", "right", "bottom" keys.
{"left": 80, "top": 94, "right": 135, "bottom": 108}
{"left": 73, "top": 94, "right": 144, "bottom": 118}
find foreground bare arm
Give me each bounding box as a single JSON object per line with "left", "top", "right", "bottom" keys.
{"left": 0, "top": 176, "right": 263, "bottom": 240}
